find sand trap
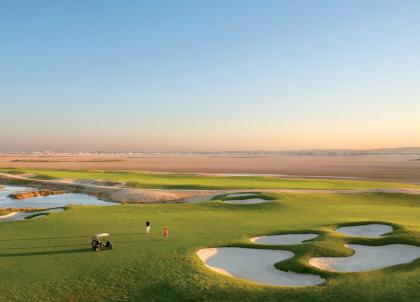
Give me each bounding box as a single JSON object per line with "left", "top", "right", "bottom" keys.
{"left": 223, "top": 198, "right": 270, "bottom": 204}
{"left": 197, "top": 247, "right": 325, "bottom": 286}
{"left": 0, "top": 208, "right": 64, "bottom": 222}
{"left": 336, "top": 224, "right": 393, "bottom": 238}
{"left": 309, "top": 244, "right": 420, "bottom": 272}
{"left": 225, "top": 193, "right": 257, "bottom": 198}
{"left": 251, "top": 234, "right": 319, "bottom": 245}
{"left": 220, "top": 192, "right": 272, "bottom": 204}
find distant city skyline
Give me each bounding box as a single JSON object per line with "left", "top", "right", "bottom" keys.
{"left": 1, "top": 1, "right": 419, "bottom": 151}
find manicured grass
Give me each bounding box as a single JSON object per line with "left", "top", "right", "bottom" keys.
{"left": 1, "top": 168, "right": 419, "bottom": 190}
{"left": 0, "top": 193, "right": 419, "bottom": 301}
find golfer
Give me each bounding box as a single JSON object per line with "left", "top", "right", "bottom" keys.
{"left": 145, "top": 221, "right": 151, "bottom": 235}
{"left": 163, "top": 226, "right": 169, "bottom": 240}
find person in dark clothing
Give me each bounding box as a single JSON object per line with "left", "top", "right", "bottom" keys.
{"left": 145, "top": 221, "right": 151, "bottom": 236}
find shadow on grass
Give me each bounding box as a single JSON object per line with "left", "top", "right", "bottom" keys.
{"left": 0, "top": 237, "right": 162, "bottom": 252}
{"left": 0, "top": 248, "right": 92, "bottom": 257}
{"left": 0, "top": 232, "right": 145, "bottom": 242}
{"left": 113, "top": 239, "right": 162, "bottom": 244}
{"left": 0, "top": 243, "right": 88, "bottom": 251}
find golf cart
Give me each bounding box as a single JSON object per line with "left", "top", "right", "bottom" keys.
{"left": 91, "top": 233, "right": 113, "bottom": 251}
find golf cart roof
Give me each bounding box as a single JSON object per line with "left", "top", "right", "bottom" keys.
{"left": 94, "top": 233, "right": 110, "bottom": 238}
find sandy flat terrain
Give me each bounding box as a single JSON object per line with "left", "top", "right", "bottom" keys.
{"left": 1, "top": 155, "right": 420, "bottom": 183}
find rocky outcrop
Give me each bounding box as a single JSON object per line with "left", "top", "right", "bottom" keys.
{"left": 9, "top": 189, "right": 65, "bottom": 199}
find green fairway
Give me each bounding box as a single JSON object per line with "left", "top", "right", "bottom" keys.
{"left": 1, "top": 168, "right": 420, "bottom": 190}
{"left": 0, "top": 193, "right": 419, "bottom": 301}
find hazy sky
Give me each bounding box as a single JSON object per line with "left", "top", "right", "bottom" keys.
{"left": 1, "top": 0, "right": 419, "bottom": 152}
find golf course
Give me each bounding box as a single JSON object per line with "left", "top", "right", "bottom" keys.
{"left": 0, "top": 169, "right": 419, "bottom": 302}
{"left": 3, "top": 1, "right": 420, "bottom": 300}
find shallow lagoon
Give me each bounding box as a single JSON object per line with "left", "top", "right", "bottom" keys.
{"left": 0, "top": 185, "right": 117, "bottom": 208}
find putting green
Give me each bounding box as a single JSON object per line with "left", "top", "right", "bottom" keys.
{"left": 0, "top": 192, "right": 419, "bottom": 301}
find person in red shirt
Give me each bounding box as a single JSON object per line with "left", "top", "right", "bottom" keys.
{"left": 163, "top": 226, "right": 169, "bottom": 240}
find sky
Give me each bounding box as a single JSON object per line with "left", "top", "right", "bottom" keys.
{"left": 1, "top": 0, "right": 419, "bottom": 152}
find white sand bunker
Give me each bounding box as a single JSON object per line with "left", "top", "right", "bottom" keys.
{"left": 220, "top": 192, "right": 272, "bottom": 204}
{"left": 0, "top": 208, "right": 64, "bottom": 222}
{"left": 225, "top": 193, "right": 257, "bottom": 198}
{"left": 223, "top": 198, "right": 270, "bottom": 204}
{"left": 251, "top": 234, "right": 319, "bottom": 245}
{"left": 197, "top": 247, "right": 325, "bottom": 286}
{"left": 309, "top": 244, "right": 420, "bottom": 272}
{"left": 336, "top": 224, "right": 393, "bottom": 238}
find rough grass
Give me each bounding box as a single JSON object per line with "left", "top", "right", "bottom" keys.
{"left": 29, "top": 174, "right": 57, "bottom": 180}
{"left": 0, "top": 169, "right": 25, "bottom": 175}
{"left": 0, "top": 209, "right": 11, "bottom": 216}
{"left": 0, "top": 193, "right": 419, "bottom": 301}
{"left": 1, "top": 168, "right": 420, "bottom": 190}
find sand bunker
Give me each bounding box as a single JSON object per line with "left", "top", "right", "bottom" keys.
{"left": 197, "top": 247, "right": 325, "bottom": 286}
{"left": 225, "top": 193, "right": 257, "bottom": 198}
{"left": 250, "top": 234, "right": 319, "bottom": 245}
{"left": 218, "top": 192, "right": 272, "bottom": 204}
{"left": 223, "top": 198, "right": 270, "bottom": 204}
{"left": 0, "top": 208, "right": 64, "bottom": 222}
{"left": 309, "top": 244, "right": 420, "bottom": 272}
{"left": 336, "top": 224, "right": 393, "bottom": 238}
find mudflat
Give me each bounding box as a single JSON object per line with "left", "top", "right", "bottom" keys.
{"left": 1, "top": 155, "right": 420, "bottom": 183}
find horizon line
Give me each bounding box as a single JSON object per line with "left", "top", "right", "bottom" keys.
{"left": 2, "top": 146, "right": 420, "bottom": 154}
